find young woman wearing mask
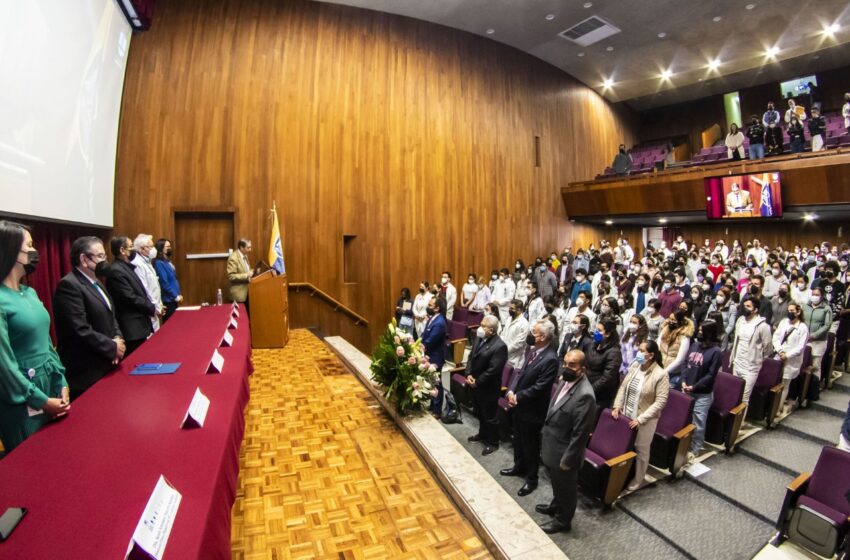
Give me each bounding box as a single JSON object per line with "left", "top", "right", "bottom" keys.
{"left": 772, "top": 302, "right": 809, "bottom": 411}
{"left": 706, "top": 286, "right": 738, "bottom": 350}
{"left": 658, "top": 309, "right": 694, "bottom": 388}
{"left": 620, "top": 313, "right": 649, "bottom": 375}
{"left": 679, "top": 320, "right": 722, "bottom": 461}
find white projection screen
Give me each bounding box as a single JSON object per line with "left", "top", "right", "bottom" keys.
{"left": 0, "top": 0, "right": 132, "bottom": 227}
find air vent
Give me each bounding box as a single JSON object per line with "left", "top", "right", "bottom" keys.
{"left": 559, "top": 16, "right": 620, "bottom": 47}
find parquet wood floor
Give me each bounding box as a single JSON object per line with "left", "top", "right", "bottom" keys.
{"left": 231, "top": 329, "right": 492, "bottom": 560}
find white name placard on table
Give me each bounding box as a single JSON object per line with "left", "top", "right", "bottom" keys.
{"left": 220, "top": 330, "right": 234, "bottom": 348}
{"left": 206, "top": 349, "right": 225, "bottom": 374}
{"left": 228, "top": 317, "right": 238, "bottom": 330}
{"left": 231, "top": 306, "right": 240, "bottom": 319}
{"left": 125, "top": 475, "right": 182, "bottom": 560}
{"left": 180, "top": 388, "right": 210, "bottom": 429}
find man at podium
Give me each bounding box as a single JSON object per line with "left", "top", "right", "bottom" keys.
{"left": 227, "top": 238, "right": 253, "bottom": 313}
{"left": 725, "top": 183, "right": 753, "bottom": 216}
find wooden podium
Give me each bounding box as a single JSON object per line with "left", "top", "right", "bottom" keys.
{"left": 248, "top": 271, "right": 289, "bottom": 348}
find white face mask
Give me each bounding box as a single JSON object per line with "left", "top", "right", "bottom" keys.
{"left": 565, "top": 324, "right": 577, "bottom": 335}
{"left": 811, "top": 295, "right": 822, "bottom": 305}
{"left": 628, "top": 323, "right": 638, "bottom": 333}
{"left": 476, "top": 326, "right": 486, "bottom": 338}
{"left": 601, "top": 304, "right": 611, "bottom": 314}
{"left": 617, "top": 299, "right": 625, "bottom": 308}
{"left": 716, "top": 295, "right": 725, "bottom": 305}
{"left": 441, "top": 277, "right": 448, "bottom": 285}
{"left": 148, "top": 247, "right": 157, "bottom": 259}
{"left": 576, "top": 298, "right": 586, "bottom": 307}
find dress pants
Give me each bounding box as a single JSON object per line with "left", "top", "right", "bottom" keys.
{"left": 629, "top": 417, "right": 658, "bottom": 488}
{"left": 472, "top": 388, "right": 499, "bottom": 445}
{"left": 513, "top": 418, "right": 543, "bottom": 483}
{"left": 734, "top": 366, "right": 759, "bottom": 404}
{"left": 125, "top": 338, "right": 146, "bottom": 357}
{"left": 162, "top": 301, "right": 178, "bottom": 323}
{"left": 546, "top": 465, "right": 579, "bottom": 527}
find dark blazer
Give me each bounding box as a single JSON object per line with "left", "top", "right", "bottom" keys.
{"left": 510, "top": 346, "right": 558, "bottom": 424}
{"left": 465, "top": 334, "right": 508, "bottom": 396}
{"left": 585, "top": 338, "right": 623, "bottom": 405}
{"left": 53, "top": 269, "right": 123, "bottom": 395}
{"left": 421, "top": 314, "right": 447, "bottom": 369}
{"left": 541, "top": 375, "right": 597, "bottom": 470}
{"left": 105, "top": 259, "right": 156, "bottom": 342}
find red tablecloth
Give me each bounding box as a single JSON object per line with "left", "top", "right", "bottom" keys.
{"left": 0, "top": 305, "right": 251, "bottom": 560}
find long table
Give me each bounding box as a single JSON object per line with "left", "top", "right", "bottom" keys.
{"left": 0, "top": 305, "right": 251, "bottom": 559}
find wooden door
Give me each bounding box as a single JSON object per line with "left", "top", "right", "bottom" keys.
{"left": 174, "top": 211, "right": 235, "bottom": 305}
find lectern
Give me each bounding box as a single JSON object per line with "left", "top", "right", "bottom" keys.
{"left": 247, "top": 271, "right": 289, "bottom": 348}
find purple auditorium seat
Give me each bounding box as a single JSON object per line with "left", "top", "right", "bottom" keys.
{"left": 453, "top": 306, "right": 469, "bottom": 324}
{"left": 720, "top": 349, "right": 732, "bottom": 373}
{"left": 450, "top": 370, "right": 473, "bottom": 409}
{"left": 704, "top": 372, "right": 746, "bottom": 453}
{"left": 497, "top": 364, "right": 517, "bottom": 441}
{"left": 649, "top": 389, "right": 695, "bottom": 477}
{"left": 747, "top": 358, "right": 784, "bottom": 426}
{"left": 579, "top": 409, "right": 638, "bottom": 507}
{"left": 776, "top": 446, "right": 850, "bottom": 558}
{"left": 444, "top": 319, "right": 469, "bottom": 366}
{"left": 465, "top": 310, "right": 483, "bottom": 329}
{"left": 840, "top": 135, "right": 850, "bottom": 147}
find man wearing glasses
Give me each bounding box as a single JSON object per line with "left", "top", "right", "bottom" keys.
{"left": 52, "top": 236, "right": 126, "bottom": 399}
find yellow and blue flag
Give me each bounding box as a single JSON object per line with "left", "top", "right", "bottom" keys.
{"left": 269, "top": 204, "right": 285, "bottom": 274}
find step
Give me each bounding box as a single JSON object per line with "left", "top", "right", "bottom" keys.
{"left": 776, "top": 409, "right": 839, "bottom": 445}
{"left": 736, "top": 429, "right": 826, "bottom": 476}
{"left": 810, "top": 389, "right": 849, "bottom": 418}
{"left": 618, "top": 479, "right": 774, "bottom": 560}
{"left": 830, "top": 370, "right": 850, "bottom": 394}
{"left": 441, "top": 413, "right": 688, "bottom": 560}
{"left": 689, "top": 453, "right": 790, "bottom": 525}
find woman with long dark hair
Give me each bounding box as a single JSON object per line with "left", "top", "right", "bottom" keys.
{"left": 0, "top": 221, "right": 70, "bottom": 452}
{"left": 153, "top": 238, "right": 183, "bottom": 323}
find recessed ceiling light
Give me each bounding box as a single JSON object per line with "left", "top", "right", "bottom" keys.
{"left": 485, "top": 28, "right": 495, "bottom": 35}
{"left": 803, "top": 213, "right": 816, "bottom": 221}
{"left": 824, "top": 23, "right": 840, "bottom": 37}
{"left": 765, "top": 45, "right": 780, "bottom": 58}
{"left": 698, "top": 77, "right": 704, "bottom": 82}
{"left": 746, "top": 4, "right": 755, "bottom": 9}
{"left": 577, "top": 52, "right": 585, "bottom": 57}
{"left": 545, "top": 14, "right": 555, "bottom": 21}
{"left": 660, "top": 69, "right": 673, "bottom": 80}
{"left": 657, "top": 32, "right": 667, "bottom": 38}
{"left": 603, "top": 78, "right": 614, "bottom": 89}
{"left": 606, "top": 46, "right": 614, "bottom": 51}
{"left": 658, "top": 218, "right": 668, "bottom": 224}
{"left": 583, "top": 2, "right": 593, "bottom": 8}
{"left": 605, "top": 220, "right": 614, "bottom": 225}
{"left": 708, "top": 58, "right": 721, "bottom": 70}
{"left": 812, "top": 54, "right": 821, "bottom": 60}
{"left": 713, "top": 16, "right": 722, "bottom": 22}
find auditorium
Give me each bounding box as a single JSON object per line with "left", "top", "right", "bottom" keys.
{"left": 2, "top": 0, "right": 850, "bottom": 558}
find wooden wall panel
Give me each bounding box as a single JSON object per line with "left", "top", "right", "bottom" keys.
{"left": 113, "top": 0, "right": 637, "bottom": 352}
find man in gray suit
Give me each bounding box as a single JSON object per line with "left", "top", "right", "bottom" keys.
{"left": 536, "top": 349, "right": 597, "bottom": 534}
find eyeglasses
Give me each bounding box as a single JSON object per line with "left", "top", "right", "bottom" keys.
{"left": 86, "top": 253, "right": 107, "bottom": 260}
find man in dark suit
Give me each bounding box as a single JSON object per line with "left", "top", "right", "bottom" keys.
{"left": 53, "top": 237, "right": 126, "bottom": 399}
{"left": 465, "top": 315, "right": 508, "bottom": 455}
{"left": 536, "top": 349, "right": 597, "bottom": 534}
{"left": 105, "top": 236, "right": 157, "bottom": 356}
{"left": 499, "top": 319, "right": 558, "bottom": 496}
{"left": 421, "top": 297, "right": 447, "bottom": 416}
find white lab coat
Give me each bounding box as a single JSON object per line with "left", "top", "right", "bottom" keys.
{"left": 502, "top": 315, "right": 529, "bottom": 369}
{"left": 491, "top": 278, "right": 516, "bottom": 323}
{"left": 772, "top": 319, "right": 809, "bottom": 380}
{"left": 443, "top": 283, "right": 457, "bottom": 320}
{"left": 413, "top": 292, "right": 433, "bottom": 337}
{"left": 527, "top": 297, "right": 546, "bottom": 322}
{"left": 131, "top": 253, "right": 162, "bottom": 332}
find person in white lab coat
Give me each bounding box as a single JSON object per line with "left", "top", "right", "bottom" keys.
{"left": 502, "top": 299, "right": 530, "bottom": 369}
{"left": 131, "top": 233, "right": 163, "bottom": 332}
{"left": 491, "top": 268, "right": 516, "bottom": 324}
{"left": 772, "top": 302, "right": 809, "bottom": 409}
{"left": 440, "top": 272, "right": 457, "bottom": 320}
{"left": 412, "top": 281, "right": 433, "bottom": 338}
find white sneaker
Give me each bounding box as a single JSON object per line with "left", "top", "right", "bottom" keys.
{"left": 686, "top": 452, "right": 697, "bottom": 464}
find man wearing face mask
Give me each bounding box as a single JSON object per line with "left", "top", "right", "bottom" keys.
{"left": 731, "top": 296, "right": 773, "bottom": 404}
{"left": 422, "top": 297, "right": 448, "bottom": 416}
{"left": 536, "top": 350, "right": 596, "bottom": 534}
{"left": 440, "top": 272, "right": 457, "bottom": 320}
{"left": 770, "top": 283, "right": 791, "bottom": 330}
{"left": 105, "top": 236, "right": 157, "bottom": 356}
{"left": 746, "top": 114, "right": 766, "bottom": 159}
{"left": 491, "top": 268, "right": 516, "bottom": 324}
{"left": 502, "top": 300, "right": 530, "bottom": 369}
{"left": 131, "top": 234, "right": 164, "bottom": 332}
{"left": 533, "top": 260, "right": 558, "bottom": 300}
{"left": 465, "top": 316, "right": 508, "bottom": 455}
{"left": 52, "top": 237, "right": 125, "bottom": 399}
{"left": 611, "top": 144, "right": 632, "bottom": 176}
{"left": 499, "top": 320, "right": 559, "bottom": 496}
{"left": 657, "top": 273, "right": 683, "bottom": 318}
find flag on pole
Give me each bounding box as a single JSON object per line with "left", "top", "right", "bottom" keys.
{"left": 269, "top": 203, "right": 285, "bottom": 274}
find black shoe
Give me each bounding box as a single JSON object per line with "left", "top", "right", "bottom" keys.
{"left": 482, "top": 444, "right": 499, "bottom": 455}
{"left": 468, "top": 434, "right": 484, "bottom": 443}
{"left": 535, "top": 503, "right": 558, "bottom": 516}
{"left": 517, "top": 481, "right": 538, "bottom": 496}
{"left": 499, "top": 467, "right": 523, "bottom": 477}
{"left": 540, "top": 519, "right": 571, "bottom": 534}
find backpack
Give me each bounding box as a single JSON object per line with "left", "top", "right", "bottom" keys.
{"left": 440, "top": 391, "right": 463, "bottom": 424}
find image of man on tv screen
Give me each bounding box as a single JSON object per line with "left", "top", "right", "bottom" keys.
{"left": 725, "top": 182, "right": 753, "bottom": 216}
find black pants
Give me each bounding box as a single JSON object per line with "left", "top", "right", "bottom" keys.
{"left": 125, "top": 338, "right": 146, "bottom": 357}
{"left": 162, "top": 301, "right": 178, "bottom": 323}
{"left": 513, "top": 418, "right": 543, "bottom": 483}
{"left": 546, "top": 464, "right": 579, "bottom": 527}
{"left": 472, "top": 388, "right": 499, "bottom": 445}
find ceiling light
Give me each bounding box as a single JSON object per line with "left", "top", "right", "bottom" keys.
{"left": 824, "top": 23, "right": 840, "bottom": 37}
{"left": 812, "top": 55, "right": 821, "bottom": 60}
{"left": 583, "top": 2, "right": 593, "bottom": 8}
{"left": 803, "top": 213, "right": 816, "bottom": 221}
{"left": 765, "top": 46, "right": 780, "bottom": 58}
{"left": 658, "top": 218, "right": 668, "bottom": 224}
{"left": 660, "top": 69, "right": 672, "bottom": 80}
{"left": 485, "top": 28, "right": 495, "bottom": 35}
{"left": 545, "top": 14, "right": 555, "bottom": 21}
{"left": 657, "top": 32, "right": 667, "bottom": 38}
{"left": 577, "top": 52, "right": 585, "bottom": 57}
{"left": 605, "top": 220, "right": 614, "bottom": 225}
{"left": 746, "top": 4, "right": 755, "bottom": 9}
{"left": 603, "top": 78, "right": 614, "bottom": 89}
{"left": 708, "top": 58, "right": 721, "bottom": 70}
{"left": 606, "top": 46, "right": 614, "bottom": 51}
{"left": 713, "top": 16, "right": 722, "bottom": 22}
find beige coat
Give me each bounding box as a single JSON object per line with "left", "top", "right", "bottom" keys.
{"left": 613, "top": 361, "right": 670, "bottom": 425}
{"left": 227, "top": 250, "right": 251, "bottom": 302}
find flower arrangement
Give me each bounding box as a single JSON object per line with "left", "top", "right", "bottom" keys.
{"left": 370, "top": 319, "right": 438, "bottom": 415}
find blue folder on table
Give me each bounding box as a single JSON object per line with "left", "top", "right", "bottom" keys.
{"left": 130, "top": 363, "right": 182, "bottom": 375}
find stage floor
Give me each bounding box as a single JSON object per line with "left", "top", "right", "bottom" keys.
{"left": 231, "top": 329, "right": 491, "bottom": 559}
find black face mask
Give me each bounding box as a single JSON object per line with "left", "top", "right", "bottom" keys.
{"left": 419, "top": 287, "right": 425, "bottom": 293}
{"left": 526, "top": 334, "right": 536, "bottom": 346}
{"left": 778, "top": 289, "right": 788, "bottom": 299}
{"left": 94, "top": 260, "right": 111, "bottom": 277}
{"left": 562, "top": 367, "right": 580, "bottom": 382}
{"left": 165, "top": 250, "right": 173, "bottom": 258}
{"left": 22, "top": 249, "right": 39, "bottom": 275}
{"left": 426, "top": 307, "right": 437, "bottom": 317}
{"left": 127, "top": 249, "right": 137, "bottom": 260}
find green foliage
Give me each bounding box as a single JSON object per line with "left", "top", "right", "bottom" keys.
{"left": 369, "top": 319, "right": 437, "bottom": 415}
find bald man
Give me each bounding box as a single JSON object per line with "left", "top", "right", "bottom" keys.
{"left": 537, "top": 350, "right": 597, "bottom": 534}
{"left": 465, "top": 315, "right": 508, "bottom": 455}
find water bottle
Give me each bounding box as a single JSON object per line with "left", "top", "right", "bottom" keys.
{"left": 216, "top": 289, "right": 223, "bottom": 306}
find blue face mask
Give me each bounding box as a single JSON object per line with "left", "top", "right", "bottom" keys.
{"left": 635, "top": 352, "right": 646, "bottom": 365}
{"left": 593, "top": 331, "right": 604, "bottom": 343}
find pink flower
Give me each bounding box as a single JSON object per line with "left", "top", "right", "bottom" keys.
{"left": 393, "top": 336, "right": 401, "bottom": 345}
{"left": 407, "top": 356, "right": 417, "bottom": 365}
{"left": 396, "top": 346, "right": 405, "bottom": 357}
{"left": 413, "top": 382, "right": 420, "bottom": 390}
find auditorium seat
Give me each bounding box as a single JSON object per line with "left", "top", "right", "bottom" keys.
{"left": 745, "top": 357, "right": 783, "bottom": 427}
{"left": 789, "top": 345, "right": 812, "bottom": 407}
{"left": 497, "top": 364, "right": 517, "bottom": 441}
{"left": 775, "top": 446, "right": 850, "bottom": 558}
{"left": 579, "top": 409, "right": 637, "bottom": 508}
{"left": 649, "top": 389, "right": 695, "bottom": 477}
{"left": 720, "top": 348, "right": 732, "bottom": 374}
{"left": 464, "top": 310, "right": 484, "bottom": 329}
{"left": 821, "top": 332, "right": 836, "bottom": 386}
{"left": 704, "top": 372, "right": 746, "bottom": 453}
{"left": 453, "top": 307, "right": 469, "bottom": 324}
{"left": 450, "top": 370, "right": 473, "bottom": 410}
{"left": 445, "top": 319, "right": 469, "bottom": 366}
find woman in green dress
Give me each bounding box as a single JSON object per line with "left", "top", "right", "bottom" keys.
{"left": 0, "top": 221, "right": 70, "bottom": 452}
